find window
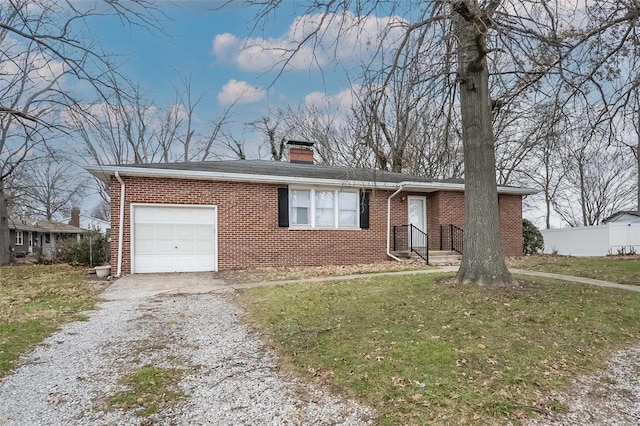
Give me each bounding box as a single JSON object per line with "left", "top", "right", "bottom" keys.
{"left": 338, "top": 192, "right": 358, "bottom": 227}
{"left": 290, "top": 189, "right": 310, "bottom": 225}
{"left": 16, "top": 230, "right": 23, "bottom": 245}
{"left": 315, "top": 191, "right": 335, "bottom": 227}
{"left": 289, "top": 188, "right": 359, "bottom": 228}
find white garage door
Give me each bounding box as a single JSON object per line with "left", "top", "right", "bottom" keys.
{"left": 132, "top": 205, "right": 217, "bottom": 273}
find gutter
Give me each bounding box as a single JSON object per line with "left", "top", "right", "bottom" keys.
{"left": 387, "top": 185, "right": 405, "bottom": 261}
{"left": 114, "top": 171, "right": 125, "bottom": 277}
{"left": 84, "top": 165, "right": 539, "bottom": 196}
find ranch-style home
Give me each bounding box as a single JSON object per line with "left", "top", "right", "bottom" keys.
{"left": 87, "top": 141, "right": 536, "bottom": 276}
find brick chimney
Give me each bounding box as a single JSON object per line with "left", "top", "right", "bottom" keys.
{"left": 287, "top": 140, "right": 314, "bottom": 164}
{"left": 69, "top": 207, "right": 80, "bottom": 227}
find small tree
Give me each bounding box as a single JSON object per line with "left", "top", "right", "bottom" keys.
{"left": 522, "top": 219, "right": 544, "bottom": 256}
{"left": 58, "top": 231, "right": 109, "bottom": 266}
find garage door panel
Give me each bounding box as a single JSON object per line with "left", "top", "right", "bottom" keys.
{"left": 196, "top": 240, "right": 215, "bottom": 252}
{"left": 135, "top": 224, "right": 157, "bottom": 239}
{"left": 135, "top": 255, "right": 176, "bottom": 273}
{"left": 156, "top": 240, "right": 177, "bottom": 254}
{"left": 194, "top": 225, "right": 215, "bottom": 237}
{"left": 132, "top": 205, "right": 217, "bottom": 273}
{"left": 156, "top": 225, "right": 175, "bottom": 239}
{"left": 176, "top": 240, "right": 195, "bottom": 253}
{"left": 176, "top": 254, "right": 215, "bottom": 271}
{"left": 135, "top": 240, "right": 157, "bottom": 254}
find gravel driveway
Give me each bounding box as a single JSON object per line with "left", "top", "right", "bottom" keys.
{"left": 0, "top": 274, "right": 373, "bottom": 425}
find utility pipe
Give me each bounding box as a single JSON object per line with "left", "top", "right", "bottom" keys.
{"left": 386, "top": 185, "right": 405, "bottom": 261}
{"left": 114, "top": 171, "right": 125, "bottom": 277}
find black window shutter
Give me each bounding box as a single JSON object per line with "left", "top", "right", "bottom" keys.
{"left": 359, "top": 190, "right": 370, "bottom": 229}
{"left": 278, "top": 187, "right": 289, "bottom": 227}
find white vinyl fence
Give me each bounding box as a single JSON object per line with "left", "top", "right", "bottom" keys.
{"left": 541, "top": 223, "right": 640, "bottom": 256}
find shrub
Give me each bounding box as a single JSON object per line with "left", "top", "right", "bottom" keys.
{"left": 523, "top": 219, "right": 544, "bottom": 255}
{"left": 58, "top": 231, "right": 110, "bottom": 266}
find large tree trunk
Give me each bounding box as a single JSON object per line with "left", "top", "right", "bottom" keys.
{"left": 453, "top": 2, "right": 512, "bottom": 286}
{"left": 636, "top": 128, "right": 639, "bottom": 211}
{"left": 0, "top": 178, "right": 11, "bottom": 266}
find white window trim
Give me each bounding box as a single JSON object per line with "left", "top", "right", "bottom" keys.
{"left": 289, "top": 187, "right": 360, "bottom": 229}
{"left": 16, "top": 230, "right": 23, "bottom": 245}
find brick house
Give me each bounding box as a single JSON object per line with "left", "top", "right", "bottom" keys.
{"left": 87, "top": 142, "right": 535, "bottom": 276}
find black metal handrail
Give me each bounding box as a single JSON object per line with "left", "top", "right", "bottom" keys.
{"left": 449, "top": 225, "right": 463, "bottom": 254}
{"left": 439, "top": 224, "right": 464, "bottom": 254}
{"left": 393, "top": 224, "right": 429, "bottom": 263}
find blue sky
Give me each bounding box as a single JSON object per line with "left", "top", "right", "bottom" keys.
{"left": 86, "top": 1, "right": 362, "bottom": 143}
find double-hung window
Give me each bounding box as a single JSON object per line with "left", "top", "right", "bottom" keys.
{"left": 16, "top": 230, "right": 23, "bottom": 245}
{"left": 290, "top": 189, "right": 311, "bottom": 226}
{"left": 290, "top": 188, "right": 359, "bottom": 228}
{"left": 315, "top": 191, "right": 335, "bottom": 227}
{"left": 338, "top": 192, "right": 358, "bottom": 227}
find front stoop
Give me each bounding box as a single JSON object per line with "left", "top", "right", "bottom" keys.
{"left": 428, "top": 250, "right": 462, "bottom": 266}
{"left": 391, "top": 250, "right": 462, "bottom": 266}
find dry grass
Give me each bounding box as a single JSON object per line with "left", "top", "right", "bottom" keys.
{"left": 239, "top": 272, "right": 640, "bottom": 425}
{"left": 0, "top": 264, "right": 108, "bottom": 376}
{"left": 219, "top": 260, "right": 430, "bottom": 284}
{"left": 508, "top": 255, "right": 640, "bottom": 285}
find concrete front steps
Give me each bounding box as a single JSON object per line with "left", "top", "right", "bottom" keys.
{"left": 391, "top": 250, "right": 462, "bottom": 266}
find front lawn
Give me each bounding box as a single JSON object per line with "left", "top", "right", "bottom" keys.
{"left": 509, "top": 255, "right": 640, "bottom": 285}
{"left": 221, "top": 260, "right": 430, "bottom": 284}
{"left": 238, "top": 273, "right": 640, "bottom": 424}
{"left": 0, "top": 264, "right": 108, "bottom": 377}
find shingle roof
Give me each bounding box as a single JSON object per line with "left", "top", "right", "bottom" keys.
{"left": 35, "top": 221, "right": 85, "bottom": 233}
{"left": 119, "top": 160, "right": 463, "bottom": 185}
{"left": 8, "top": 219, "right": 41, "bottom": 232}
{"left": 87, "top": 159, "right": 538, "bottom": 195}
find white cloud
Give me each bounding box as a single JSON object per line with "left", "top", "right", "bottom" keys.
{"left": 305, "top": 85, "right": 359, "bottom": 110}
{"left": 212, "top": 11, "right": 407, "bottom": 72}
{"left": 217, "top": 79, "right": 266, "bottom": 106}
{"left": 212, "top": 33, "right": 240, "bottom": 59}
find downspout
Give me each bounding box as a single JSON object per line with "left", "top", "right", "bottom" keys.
{"left": 114, "top": 171, "right": 125, "bottom": 277}
{"left": 387, "top": 185, "right": 405, "bottom": 261}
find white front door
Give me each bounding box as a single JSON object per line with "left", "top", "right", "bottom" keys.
{"left": 28, "top": 232, "right": 33, "bottom": 254}
{"left": 408, "top": 196, "right": 427, "bottom": 232}
{"left": 132, "top": 204, "right": 217, "bottom": 273}
{"left": 407, "top": 196, "right": 427, "bottom": 250}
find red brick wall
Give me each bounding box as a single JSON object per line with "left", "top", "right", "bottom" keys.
{"left": 498, "top": 194, "right": 524, "bottom": 257}
{"left": 422, "top": 191, "right": 522, "bottom": 256}
{"left": 109, "top": 177, "right": 523, "bottom": 273}
{"left": 111, "top": 177, "right": 401, "bottom": 273}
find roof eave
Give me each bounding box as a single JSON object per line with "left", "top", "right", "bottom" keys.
{"left": 86, "top": 165, "right": 538, "bottom": 196}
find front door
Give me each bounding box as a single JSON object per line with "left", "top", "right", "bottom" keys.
{"left": 407, "top": 196, "right": 427, "bottom": 250}
{"left": 28, "top": 232, "right": 33, "bottom": 254}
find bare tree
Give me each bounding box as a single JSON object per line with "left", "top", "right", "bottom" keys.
{"left": 70, "top": 75, "right": 237, "bottom": 168}
{"left": 91, "top": 199, "right": 110, "bottom": 222}
{"left": 0, "top": 0, "right": 163, "bottom": 265}
{"left": 250, "top": 115, "right": 288, "bottom": 161}
{"left": 249, "top": 0, "right": 640, "bottom": 285}
{"left": 555, "top": 139, "right": 636, "bottom": 227}
{"left": 15, "top": 160, "right": 87, "bottom": 220}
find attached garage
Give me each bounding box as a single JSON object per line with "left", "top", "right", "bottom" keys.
{"left": 131, "top": 204, "right": 217, "bottom": 273}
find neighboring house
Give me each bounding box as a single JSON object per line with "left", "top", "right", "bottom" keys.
{"left": 61, "top": 207, "right": 110, "bottom": 234}
{"left": 8, "top": 218, "right": 85, "bottom": 257}
{"left": 8, "top": 219, "right": 43, "bottom": 257}
{"left": 604, "top": 210, "right": 640, "bottom": 224}
{"left": 35, "top": 220, "right": 85, "bottom": 255}
{"left": 87, "top": 141, "right": 536, "bottom": 276}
